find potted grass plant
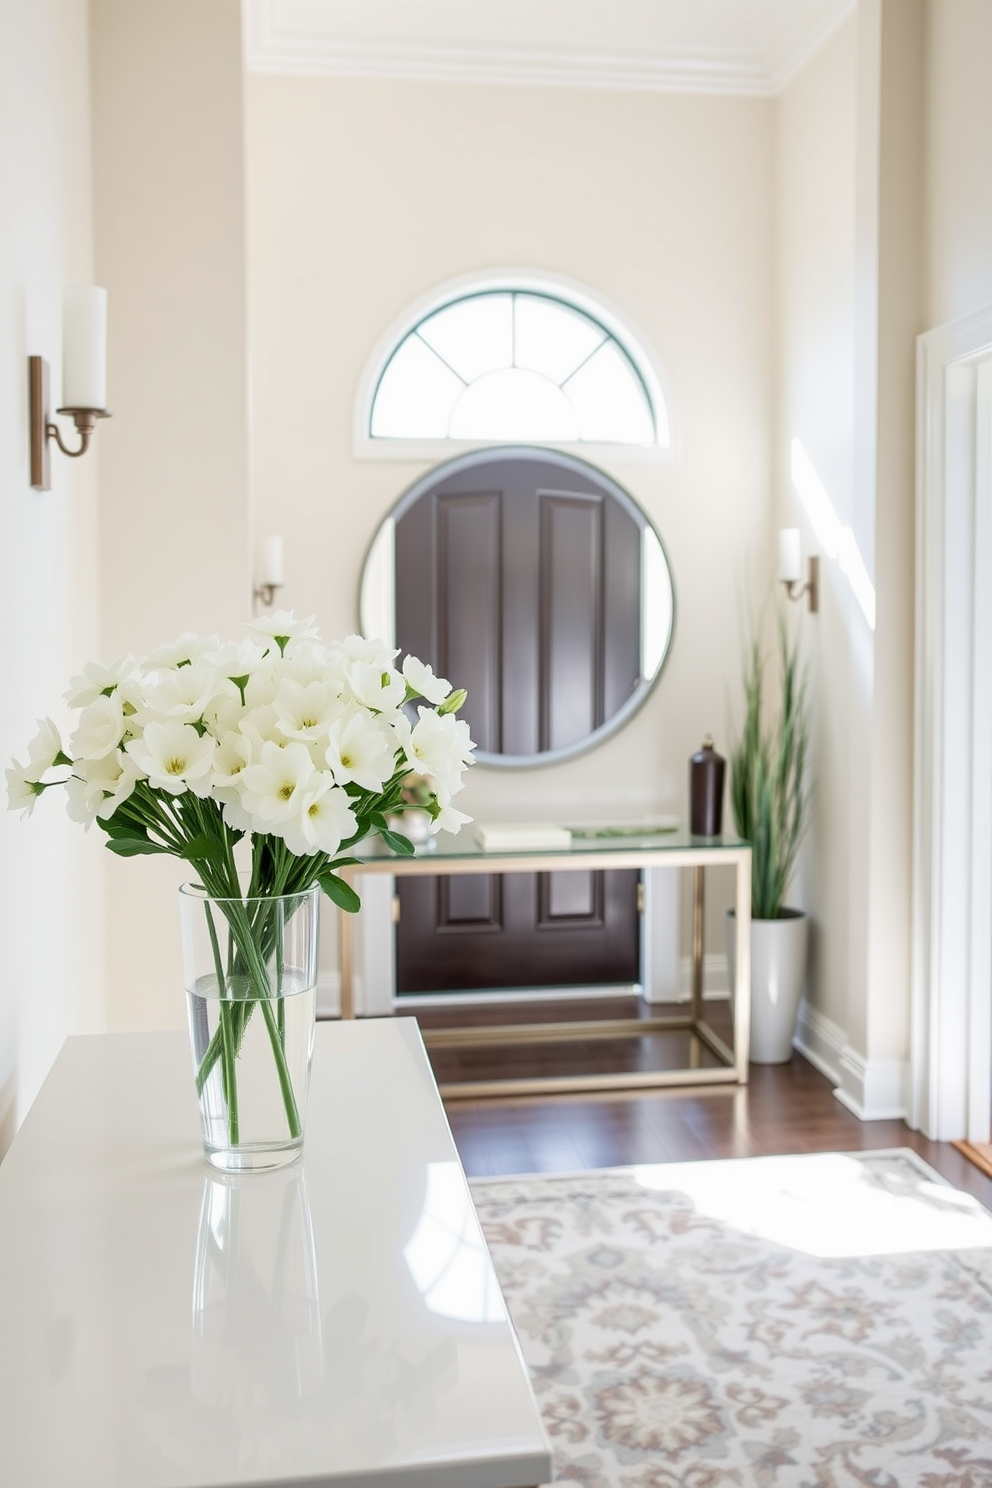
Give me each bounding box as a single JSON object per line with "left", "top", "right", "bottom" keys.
{"left": 727, "top": 613, "right": 812, "bottom": 1063}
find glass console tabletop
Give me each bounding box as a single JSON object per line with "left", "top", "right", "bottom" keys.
{"left": 349, "top": 826, "right": 749, "bottom": 866}
{"left": 339, "top": 826, "right": 753, "bottom": 1099}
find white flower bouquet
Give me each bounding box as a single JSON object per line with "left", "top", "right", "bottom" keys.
{"left": 7, "top": 611, "right": 474, "bottom": 1162}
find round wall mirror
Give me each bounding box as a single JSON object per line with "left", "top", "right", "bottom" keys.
{"left": 360, "top": 447, "right": 675, "bottom": 767}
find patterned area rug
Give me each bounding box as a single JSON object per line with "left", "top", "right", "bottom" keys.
{"left": 470, "top": 1151, "right": 992, "bottom": 1488}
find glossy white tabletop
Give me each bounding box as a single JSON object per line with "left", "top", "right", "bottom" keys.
{"left": 0, "top": 1021, "right": 551, "bottom": 1488}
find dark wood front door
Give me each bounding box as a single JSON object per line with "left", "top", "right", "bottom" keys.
{"left": 394, "top": 452, "right": 642, "bottom": 995}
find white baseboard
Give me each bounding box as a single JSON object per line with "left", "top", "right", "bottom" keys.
{"left": 676, "top": 952, "right": 729, "bottom": 1002}
{"left": 834, "top": 1046, "right": 909, "bottom": 1121}
{"left": 794, "top": 1002, "right": 908, "bottom": 1122}
{"left": 793, "top": 1000, "right": 846, "bottom": 1085}
{"left": 396, "top": 984, "right": 638, "bottom": 1008}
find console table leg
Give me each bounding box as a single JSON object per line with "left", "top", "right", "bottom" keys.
{"left": 691, "top": 865, "right": 705, "bottom": 1024}
{"left": 734, "top": 854, "right": 752, "bottom": 1082}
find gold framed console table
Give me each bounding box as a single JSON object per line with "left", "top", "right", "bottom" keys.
{"left": 337, "top": 829, "right": 752, "bottom": 1100}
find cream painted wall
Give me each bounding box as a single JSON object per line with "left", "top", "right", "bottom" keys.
{"left": 926, "top": 0, "right": 992, "bottom": 329}
{"left": 774, "top": 16, "right": 858, "bottom": 1044}
{"left": 245, "top": 76, "right": 775, "bottom": 971}
{"left": 0, "top": 0, "right": 105, "bottom": 1149}
{"left": 89, "top": 0, "right": 251, "bottom": 1033}
{"left": 775, "top": 0, "right": 924, "bottom": 1117}
{"left": 865, "top": 0, "right": 924, "bottom": 1082}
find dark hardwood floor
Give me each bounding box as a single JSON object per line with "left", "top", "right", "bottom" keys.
{"left": 392, "top": 996, "right": 992, "bottom": 1207}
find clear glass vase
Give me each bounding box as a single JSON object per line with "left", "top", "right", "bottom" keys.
{"left": 180, "top": 884, "right": 319, "bottom": 1173}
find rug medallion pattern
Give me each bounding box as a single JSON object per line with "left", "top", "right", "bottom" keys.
{"left": 470, "top": 1152, "right": 992, "bottom": 1488}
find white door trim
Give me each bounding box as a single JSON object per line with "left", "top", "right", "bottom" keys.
{"left": 913, "top": 304, "right": 992, "bottom": 1140}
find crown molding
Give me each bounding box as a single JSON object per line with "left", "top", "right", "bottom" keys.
{"left": 244, "top": 0, "right": 857, "bottom": 98}
{"left": 765, "top": 0, "right": 857, "bottom": 93}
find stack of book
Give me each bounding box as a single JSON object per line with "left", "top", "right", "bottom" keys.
{"left": 474, "top": 822, "right": 573, "bottom": 852}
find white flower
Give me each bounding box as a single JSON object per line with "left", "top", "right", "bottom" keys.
{"left": 204, "top": 639, "right": 269, "bottom": 679}
{"left": 222, "top": 797, "right": 254, "bottom": 834}
{"left": 341, "top": 659, "right": 406, "bottom": 714}
{"left": 5, "top": 765, "right": 44, "bottom": 817}
{"left": 273, "top": 680, "right": 344, "bottom": 744}
{"left": 402, "top": 707, "right": 475, "bottom": 793}
{"left": 19, "top": 717, "right": 64, "bottom": 780}
{"left": 116, "top": 674, "right": 151, "bottom": 718}
{"left": 211, "top": 732, "right": 253, "bottom": 790}
{"left": 244, "top": 661, "right": 282, "bottom": 710}
{"left": 65, "top": 752, "right": 140, "bottom": 827}
{"left": 325, "top": 709, "right": 395, "bottom": 792}
{"left": 145, "top": 632, "right": 219, "bottom": 668}
{"left": 95, "top": 754, "right": 142, "bottom": 821}
{"left": 65, "top": 654, "right": 136, "bottom": 708}
{"left": 431, "top": 780, "right": 472, "bottom": 835}
{"left": 206, "top": 694, "right": 248, "bottom": 740}
{"left": 247, "top": 610, "right": 318, "bottom": 646}
{"left": 238, "top": 705, "right": 286, "bottom": 755}
{"left": 133, "top": 664, "right": 231, "bottom": 726}
{"left": 330, "top": 634, "right": 399, "bottom": 672}
{"left": 70, "top": 694, "right": 126, "bottom": 761}
{"left": 211, "top": 734, "right": 254, "bottom": 824}
{"left": 125, "top": 721, "right": 217, "bottom": 796}
{"left": 280, "top": 641, "right": 335, "bottom": 686}
{"left": 403, "top": 655, "right": 451, "bottom": 704}
{"left": 239, "top": 741, "right": 316, "bottom": 827}
{"left": 280, "top": 774, "right": 357, "bottom": 857}
{"left": 283, "top": 634, "right": 332, "bottom": 665}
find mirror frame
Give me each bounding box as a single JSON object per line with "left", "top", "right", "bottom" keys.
{"left": 359, "top": 446, "right": 676, "bottom": 769}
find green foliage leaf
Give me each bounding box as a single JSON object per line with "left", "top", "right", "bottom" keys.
{"left": 101, "top": 811, "right": 145, "bottom": 840}
{"left": 379, "top": 828, "right": 415, "bottom": 856}
{"left": 104, "top": 835, "right": 168, "bottom": 857}
{"left": 317, "top": 872, "right": 362, "bottom": 914}
{"left": 729, "top": 612, "right": 812, "bottom": 920}
{"left": 180, "top": 833, "right": 226, "bottom": 865}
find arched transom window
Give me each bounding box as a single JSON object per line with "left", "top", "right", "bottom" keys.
{"left": 369, "top": 290, "right": 668, "bottom": 448}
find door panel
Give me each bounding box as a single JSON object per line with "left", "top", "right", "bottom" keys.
{"left": 540, "top": 492, "right": 603, "bottom": 751}
{"left": 438, "top": 874, "right": 502, "bottom": 931}
{"left": 437, "top": 492, "right": 503, "bottom": 754}
{"left": 396, "top": 870, "right": 640, "bottom": 994}
{"left": 394, "top": 454, "right": 642, "bottom": 995}
{"left": 542, "top": 870, "right": 599, "bottom": 924}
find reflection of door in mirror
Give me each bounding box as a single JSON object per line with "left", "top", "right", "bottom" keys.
{"left": 394, "top": 452, "right": 642, "bottom": 994}
{"left": 395, "top": 454, "right": 655, "bottom": 762}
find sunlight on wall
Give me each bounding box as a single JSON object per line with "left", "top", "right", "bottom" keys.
{"left": 791, "top": 439, "right": 876, "bottom": 630}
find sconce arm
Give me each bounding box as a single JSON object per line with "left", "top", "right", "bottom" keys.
{"left": 48, "top": 412, "right": 97, "bottom": 459}
{"left": 781, "top": 556, "right": 820, "bottom": 614}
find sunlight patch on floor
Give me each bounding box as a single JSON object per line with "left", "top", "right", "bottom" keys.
{"left": 633, "top": 1151, "right": 992, "bottom": 1258}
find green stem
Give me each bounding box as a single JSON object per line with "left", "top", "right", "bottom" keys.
{"left": 219, "top": 1000, "right": 240, "bottom": 1145}
{"left": 260, "top": 995, "right": 301, "bottom": 1138}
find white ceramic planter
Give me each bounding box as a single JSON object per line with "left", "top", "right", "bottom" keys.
{"left": 726, "top": 908, "right": 809, "bottom": 1065}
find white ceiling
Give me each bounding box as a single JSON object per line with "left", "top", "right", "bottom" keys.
{"left": 244, "top": 0, "right": 856, "bottom": 96}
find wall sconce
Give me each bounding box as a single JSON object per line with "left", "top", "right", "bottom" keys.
{"left": 778, "top": 528, "right": 819, "bottom": 612}
{"left": 255, "top": 535, "right": 284, "bottom": 607}
{"left": 29, "top": 287, "right": 111, "bottom": 491}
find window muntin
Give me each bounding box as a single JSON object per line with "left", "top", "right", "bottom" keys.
{"left": 369, "top": 290, "right": 664, "bottom": 448}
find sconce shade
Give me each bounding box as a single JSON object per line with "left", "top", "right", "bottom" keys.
{"left": 778, "top": 527, "right": 802, "bottom": 584}
{"left": 62, "top": 286, "right": 107, "bottom": 410}
{"left": 260, "top": 535, "right": 284, "bottom": 588}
